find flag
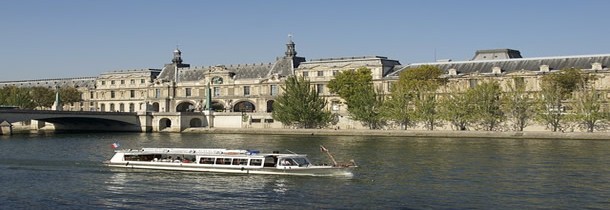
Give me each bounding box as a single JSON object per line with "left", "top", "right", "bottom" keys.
{"left": 320, "top": 145, "right": 328, "bottom": 152}
{"left": 111, "top": 142, "right": 120, "bottom": 149}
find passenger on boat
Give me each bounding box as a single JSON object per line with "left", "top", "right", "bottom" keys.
{"left": 281, "top": 159, "right": 294, "bottom": 166}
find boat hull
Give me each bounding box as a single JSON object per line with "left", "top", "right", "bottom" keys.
{"left": 106, "top": 161, "right": 354, "bottom": 177}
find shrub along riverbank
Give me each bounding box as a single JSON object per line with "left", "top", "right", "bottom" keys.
{"left": 184, "top": 128, "right": 609, "bottom": 140}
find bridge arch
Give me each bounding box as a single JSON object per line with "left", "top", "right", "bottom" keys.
{"left": 176, "top": 101, "right": 195, "bottom": 112}
{"left": 233, "top": 100, "right": 256, "bottom": 112}
{"left": 159, "top": 118, "right": 171, "bottom": 130}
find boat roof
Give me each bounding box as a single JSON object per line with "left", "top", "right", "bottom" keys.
{"left": 118, "top": 148, "right": 307, "bottom": 158}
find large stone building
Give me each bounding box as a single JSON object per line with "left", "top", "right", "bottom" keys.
{"left": 2, "top": 39, "right": 610, "bottom": 131}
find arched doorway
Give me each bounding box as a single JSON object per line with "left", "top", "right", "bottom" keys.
{"left": 152, "top": 102, "right": 160, "bottom": 112}
{"left": 100, "top": 104, "right": 106, "bottom": 112}
{"left": 266, "top": 100, "right": 274, "bottom": 112}
{"left": 176, "top": 101, "right": 195, "bottom": 112}
{"left": 119, "top": 103, "right": 125, "bottom": 112}
{"left": 159, "top": 118, "right": 171, "bottom": 130}
{"left": 110, "top": 103, "right": 116, "bottom": 112}
{"left": 211, "top": 101, "right": 225, "bottom": 112}
{"left": 129, "top": 103, "right": 135, "bottom": 112}
{"left": 233, "top": 101, "right": 255, "bottom": 112}
{"left": 190, "top": 118, "right": 202, "bottom": 127}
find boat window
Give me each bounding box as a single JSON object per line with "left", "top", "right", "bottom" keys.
{"left": 216, "top": 158, "right": 232, "bottom": 165}
{"left": 292, "top": 157, "right": 310, "bottom": 166}
{"left": 232, "top": 158, "right": 248, "bottom": 165}
{"left": 264, "top": 156, "right": 277, "bottom": 167}
{"left": 200, "top": 157, "right": 214, "bottom": 164}
{"left": 125, "top": 154, "right": 155, "bottom": 161}
{"left": 249, "top": 159, "right": 263, "bottom": 166}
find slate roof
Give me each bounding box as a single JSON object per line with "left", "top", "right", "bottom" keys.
{"left": 173, "top": 56, "right": 299, "bottom": 82}
{"left": 0, "top": 77, "right": 97, "bottom": 89}
{"left": 388, "top": 54, "right": 610, "bottom": 77}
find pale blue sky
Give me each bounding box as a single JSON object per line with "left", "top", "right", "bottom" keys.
{"left": 2, "top": 0, "right": 610, "bottom": 81}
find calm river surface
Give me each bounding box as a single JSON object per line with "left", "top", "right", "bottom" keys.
{"left": 0, "top": 132, "right": 608, "bottom": 209}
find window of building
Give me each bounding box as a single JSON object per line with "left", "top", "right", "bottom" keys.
{"left": 130, "top": 90, "right": 135, "bottom": 98}
{"left": 90, "top": 92, "right": 94, "bottom": 99}
{"left": 212, "top": 77, "right": 223, "bottom": 84}
{"left": 185, "top": 88, "right": 192, "bottom": 97}
{"left": 130, "top": 79, "right": 135, "bottom": 84}
{"left": 332, "top": 70, "right": 338, "bottom": 76}
{"left": 469, "top": 79, "right": 478, "bottom": 88}
{"left": 101, "top": 81, "right": 106, "bottom": 85}
{"left": 155, "top": 89, "right": 161, "bottom": 98}
{"left": 140, "top": 79, "right": 145, "bottom": 84}
{"left": 317, "top": 71, "right": 324, "bottom": 77}
{"left": 120, "top": 80, "right": 125, "bottom": 85}
{"left": 119, "top": 103, "right": 125, "bottom": 112}
{"left": 110, "top": 91, "right": 115, "bottom": 98}
{"left": 302, "top": 71, "right": 308, "bottom": 77}
{"left": 514, "top": 77, "right": 525, "bottom": 88}
{"left": 213, "top": 87, "right": 221, "bottom": 96}
{"left": 243, "top": 86, "right": 250, "bottom": 96}
{"left": 270, "top": 85, "right": 278, "bottom": 96}
{"left": 111, "top": 80, "right": 115, "bottom": 85}
{"left": 316, "top": 84, "right": 324, "bottom": 95}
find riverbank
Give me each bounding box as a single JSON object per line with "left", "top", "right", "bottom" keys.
{"left": 183, "top": 128, "right": 610, "bottom": 140}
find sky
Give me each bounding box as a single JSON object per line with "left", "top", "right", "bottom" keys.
{"left": 2, "top": 0, "right": 610, "bottom": 81}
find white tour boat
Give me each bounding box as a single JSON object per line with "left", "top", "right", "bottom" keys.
{"left": 106, "top": 146, "right": 357, "bottom": 176}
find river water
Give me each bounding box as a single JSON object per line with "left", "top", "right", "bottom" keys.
{"left": 0, "top": 132, "right": 608, "bottom": 209}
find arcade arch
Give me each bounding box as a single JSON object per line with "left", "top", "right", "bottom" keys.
{"left": 233, "top": 100, "right": 255, "bottom": 112}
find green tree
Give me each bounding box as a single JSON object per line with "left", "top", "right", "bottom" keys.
{"left": 438, "top": 91, "right": 473, "bottom": 131}
{"left": 536, "top": 68, "right": 587, "bottom": 132}
{"left": 381, "top": 85, "right": 414, "bottom": 130}
{"left": 58, "top": 87, "right": 82, "bottom": 105}
{"left": 30, "top": 87, "right": 55, "bottom": 109}
{"left": 569, "top": 83, "right": 608, "bottom": 132}
{"left": 382, "top": 65, "right": 444, "bottom": 130}
{"left": 502, "top": 78, "right": 535, "bottom": 131}
{"left": 467, "top": 81, "right": 504, "bottom": 131}
{"left": 2, "top": 86, "right": 35, "bottom": 109}
{"left": 272, "top": 76, "right": 331, "bottom": 128}
{"left": 328, "top": 67, "right": 385, "bottom": 129}
{"left": 403, "top": 66, "right": 444, "bottom": 130}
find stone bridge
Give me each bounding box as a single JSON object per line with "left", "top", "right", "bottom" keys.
{"left": 0, "top": 110, "right": 222, "bottom": 135}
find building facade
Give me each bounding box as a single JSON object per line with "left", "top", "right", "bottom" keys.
{"left": 2, "top": 40, "right": 610, "bottom": 131}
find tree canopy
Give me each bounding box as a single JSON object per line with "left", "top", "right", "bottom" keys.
{"left": 272, "top": 76, "right": 331, "bottom": 128}
{"left": 328, "top": 67, "right": 385, "bottom": 129}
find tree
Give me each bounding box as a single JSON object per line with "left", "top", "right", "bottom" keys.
{"left": 328, "top": 67, "right": 385, "bottom": 129}
{"left": 536, "top": 68, "right": 587, "bottom": 132}
{"left": 466, "top": 81, "right": 504, "bottom": 131}
{"left": 502, "top": 78, "right": 535, "bottom": 131}
{"left": 29, "top": 87, "right": 55, "bottom": 109}
{"left": 58, "top": 87, "right": 82, "bottom": 105}
{"left": 382, "top": 65, "right": 444, "bottom": 130}
{"left": 381, "top": 85, "right": 415, "bottom": 130}
{"left": 272, "top": 76, "right": 331, "bottom": 128}
{"left": 2, "top": 86, "right": 35, "bottom": 109}
{"left": 438, "top": 92, "right": 473, "bottom": 131}
{"left": 569, "top": 82, "right": 608, "bottom": 132}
